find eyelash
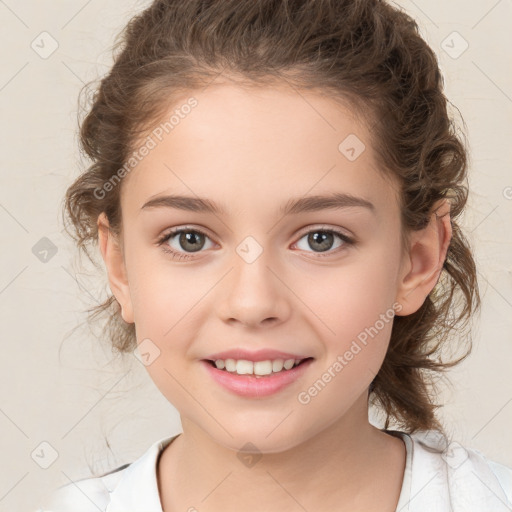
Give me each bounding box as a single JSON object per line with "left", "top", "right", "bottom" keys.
{"left": 156, "top": 225, "right": 355, "bottom": 261}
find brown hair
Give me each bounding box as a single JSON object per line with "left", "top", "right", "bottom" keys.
{"left": 62, "top": 0, "right": 480, "bottom": 435}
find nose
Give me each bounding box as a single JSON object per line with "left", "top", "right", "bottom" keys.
{"left": 217, "top": 249, "right": 292, "bottom": 328}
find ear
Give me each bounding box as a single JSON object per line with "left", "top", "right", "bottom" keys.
{"left": 97, "top": 212, "right": 134, "bottom": 324}
{"left": 395, "top": 199, "right": 452, "bottom": 316}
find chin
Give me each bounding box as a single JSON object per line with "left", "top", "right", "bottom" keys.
{"left": 202, "top": 421, "right": 313, "bottom": 455}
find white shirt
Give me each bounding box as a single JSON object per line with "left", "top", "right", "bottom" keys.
{"left": 36, "top": 429, "right": 512, "bottom": 512}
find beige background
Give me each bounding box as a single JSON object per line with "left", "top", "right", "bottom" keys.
{"left": 0, "top": 1, "right": 511, "bottom": 510}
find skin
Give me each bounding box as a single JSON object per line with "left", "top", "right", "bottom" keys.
{"left": 97, "top": 81, "right": 452, "bottom": 512}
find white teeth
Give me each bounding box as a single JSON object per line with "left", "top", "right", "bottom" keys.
{"left": 225, "top": 359, "right": 236, "bottom": 372}
{"left": 283, "top": 359, "right": 295, "bottom": 370}
{"left": 213, "top": 358, "right": 305, "bottom": 376}
{"left": 272, "top": 359, "right": 284, "bottom": 372}
{"left": 254, "top": 360, "right": 273, "bottom": 375}
{"left": 236, "top": 360, "right": 253, "bottom": 375}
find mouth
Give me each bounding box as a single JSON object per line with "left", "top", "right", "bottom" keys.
{"left": 203, "top": 357, "right": 314, "bottom": 377}
{"left": 201, "top": 356, "right": 315, "bottom": 398}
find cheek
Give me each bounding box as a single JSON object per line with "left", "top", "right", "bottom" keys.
{"left": 298, "top": 246, "right": 400, "bottom": 384}
{"left": 125, "top": 247, "right": 203, "bottom": 334}
{"left": 304, "top": 246, "right": 400, "bottom": 333}
{"left": 298, "top": 267, "right": 397, "bottom": 410}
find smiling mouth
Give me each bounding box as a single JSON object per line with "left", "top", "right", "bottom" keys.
{"left": 204, "top": 357, "right": 314, "bottom": 377}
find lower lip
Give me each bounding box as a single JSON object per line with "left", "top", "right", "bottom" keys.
{"left": 201, "top": 359, "right": 314, "bottom": 398}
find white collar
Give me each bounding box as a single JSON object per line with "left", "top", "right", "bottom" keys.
{"left": 105, "top": 435, "right": 178, "bottom": 512}
{"left": 390, "top": 429, "right": 512, "bottom": 511}
{"left": 101, "top": 430, "right": 512, "bottom": 512}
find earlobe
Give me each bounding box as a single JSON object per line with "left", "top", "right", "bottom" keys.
{"left": 395, "top": 199, "right": 452, "bottom": 316}
{"left": 97, "top": 212, "right": 134, "bottom": 324}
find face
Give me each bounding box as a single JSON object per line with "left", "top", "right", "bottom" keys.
{"left": 99, "top": 82, "right": 439, "bottom": 453}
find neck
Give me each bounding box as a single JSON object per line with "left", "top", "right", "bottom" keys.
{"left": 157, "top": 394, "right": 406, "bottom": 512}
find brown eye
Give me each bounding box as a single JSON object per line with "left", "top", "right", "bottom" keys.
{"left": 307, "top": 231, "right": 335, "bottom": 252}
{"left": 294, "top": 228, "right": 354, "bottom": 256}
{"left": 175, "top": 230, "right": 206, "bottom": 252}
{"left": 157, "top": 227, "right": 214, "bottom": 260}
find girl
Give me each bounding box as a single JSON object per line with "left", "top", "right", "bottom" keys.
{"left": 38, "top": 0, "right": 512, "bottom": 511}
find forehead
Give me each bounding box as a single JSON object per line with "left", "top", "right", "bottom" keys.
{"left": 121, "top": 82, "right": 399, "bottom": 219}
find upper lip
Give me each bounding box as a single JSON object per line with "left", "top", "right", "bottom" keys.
{"left": 204, "top": 349, "right": 313, "bottom": 362}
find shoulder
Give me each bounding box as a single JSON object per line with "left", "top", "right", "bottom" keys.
{"left": 36, "top": 464, "right": 130, "bottom": 512}
{"left": 486, "top": 458, "right": 512, "bottom": 503}
{"left": 34, "top": 434, "right": 179, "bottom": 512}
{"left": 407, "top": 430, "right": 512, "bottom": 511}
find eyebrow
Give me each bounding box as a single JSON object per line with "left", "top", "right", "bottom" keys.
{"left": 140, "top": 192, "right": 376, "bottom": 216}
